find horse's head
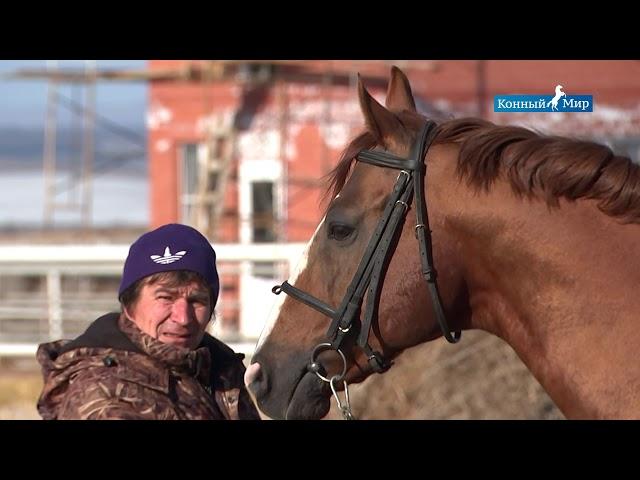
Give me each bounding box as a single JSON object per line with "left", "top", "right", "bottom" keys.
{"left": 246, "top": 67, "right": 471, "bottom": 419}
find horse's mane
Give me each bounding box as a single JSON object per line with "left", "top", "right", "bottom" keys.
{"left": 326, "top": 117, "right": 640, "bottom": 223}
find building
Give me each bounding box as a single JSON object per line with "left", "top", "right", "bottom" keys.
{"left": 146, "top": 60, "right": 640, "bottom": 337}
{"left": 3, "top": 60, "right": 639, "bottom": 355}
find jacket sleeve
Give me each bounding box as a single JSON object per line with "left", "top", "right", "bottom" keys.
{"left": 238, "top": 385, "right": 262, "bottom": 420}
{"left": 233, "top": 356, "right": 262, "bottom": 420}
{"left": 226, "top": 355, "right": 262, "bottom": 420}
{"left": 57, "top": 370, "right": 147, "bottom": 420}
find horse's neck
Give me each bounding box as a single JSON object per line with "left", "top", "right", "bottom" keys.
{"left": 447, "top": 183, "right": 640, "bottom": 418}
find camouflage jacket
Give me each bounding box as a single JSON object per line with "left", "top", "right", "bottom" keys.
{"left": 36, "top": 313, "right": 261, "bottom": 420}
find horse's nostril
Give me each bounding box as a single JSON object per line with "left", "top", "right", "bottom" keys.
{"left": 244, "top": 362, "right": 262, "bottom": 387}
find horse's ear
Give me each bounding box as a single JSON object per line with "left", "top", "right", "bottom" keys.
{"left": 385, "top": 66, "right": 416, "bottom": 113}
{"left": 357, "top": 74, "right": 403, "bottom": 148}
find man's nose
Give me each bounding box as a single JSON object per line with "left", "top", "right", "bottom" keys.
{"left": 171, "top": 297, "right": 191, "bottom": 324}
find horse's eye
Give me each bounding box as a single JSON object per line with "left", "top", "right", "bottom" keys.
{"left": 328, "top": 223, "right": 354, "bottom": 241}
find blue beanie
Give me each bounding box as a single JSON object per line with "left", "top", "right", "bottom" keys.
{"left": 118, "top": 223, "right": 220, "bottom": 307}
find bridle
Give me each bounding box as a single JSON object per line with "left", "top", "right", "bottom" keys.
{"left": 272, "top": 120, "right": 461, "bottom": 419}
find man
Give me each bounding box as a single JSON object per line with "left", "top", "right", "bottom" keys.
{"left": 36, "top": 223, "right": 261, "bottom": 420}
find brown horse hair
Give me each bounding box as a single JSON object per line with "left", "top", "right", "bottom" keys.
{"left": 326, "top": 117, "right": 640, "bottom": 223}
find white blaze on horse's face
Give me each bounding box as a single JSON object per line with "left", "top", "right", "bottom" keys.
{"left": 255, "top": 216, "right": 327, "bottom": 352}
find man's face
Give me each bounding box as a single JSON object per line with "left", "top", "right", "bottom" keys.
{"left": 126, "top": 279, "right": 212, "bottom": 350}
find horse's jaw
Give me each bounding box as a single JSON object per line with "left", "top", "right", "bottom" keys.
{"left": 248, "top": 349, "right": 334, "bottom": 420}
{"left": 284, "top": 372, "right": 332, "bottom": 420}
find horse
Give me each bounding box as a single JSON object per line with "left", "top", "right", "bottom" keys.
{"left": 244, "top": 66, "right": 640, "bottom": 420}
{"left": 548, "top": 84, "right": 566, "bottom": 111}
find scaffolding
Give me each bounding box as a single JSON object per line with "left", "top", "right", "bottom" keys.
{"left": 42, "top": 60, "right": 96, "bottom": 227}
{"left": 8, "top": 60, "right": 439, "bottom": 238}
{"left": 193, "top": 118, "right": 235, "bottom": 241}
{"left": 7, "top": 60, "right": 440, "bottom": 339}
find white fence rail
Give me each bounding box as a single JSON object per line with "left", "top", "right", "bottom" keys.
{"left": 0, "top": 242, "right": 306, "bottom": 357}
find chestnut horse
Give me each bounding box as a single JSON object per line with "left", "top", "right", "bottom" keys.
{"left": 245, "top": 66, "right": 640, "bottom": 419}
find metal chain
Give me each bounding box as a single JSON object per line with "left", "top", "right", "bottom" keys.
{"left": 330, "top": 375, "right": 356, "bottom": 420}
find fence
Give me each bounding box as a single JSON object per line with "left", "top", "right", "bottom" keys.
{"left": 0, "top": 243, "right": 306, "bottom": 357}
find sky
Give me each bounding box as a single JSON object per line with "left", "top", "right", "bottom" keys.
{"left": 0, "top": 60, "right": 148, "bottom": 129}
{"left": 0, "top": 60, "right": 149, "bottom": 227}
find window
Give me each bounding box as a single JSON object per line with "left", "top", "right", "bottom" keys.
{"left": 251, "top": 181, "right": 278, "bottom": 279}
{"left": 180, "top": 143, "right": 199, "bottom": 224}
{"left": 237, "top": 63, "right": 275, "bottom": 83}
{"left": 239, "top": 158, "right": 282, "bottom": 244}
{"left": 252, "top": 181, "right": 276, "bottom": 243}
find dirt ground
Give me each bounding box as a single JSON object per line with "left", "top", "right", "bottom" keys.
{"left": 0, "top": 358, "right": 42, "bottom": 420}
{"left": 0, "top": 330, "right": 564, "bottom": 420}
{"left": 326, "top": 330, "right": 564, "bottom": 420}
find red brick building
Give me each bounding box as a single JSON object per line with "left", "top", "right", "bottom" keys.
{"left": 146, "top": 60, "right": 640, "bottom": 337}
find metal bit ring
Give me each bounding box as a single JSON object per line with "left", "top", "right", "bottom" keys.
{"left": 309, "top": 342, "right": 347, "bottom": 383}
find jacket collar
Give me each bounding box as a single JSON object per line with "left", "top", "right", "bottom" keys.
{"left": 117, "top": 314, "right": 212, "bottom": 385}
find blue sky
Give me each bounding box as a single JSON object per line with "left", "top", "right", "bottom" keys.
{"left": 0, "top": 60, "right": 148, "bottom": 129}
{"left": 0, "top": 61, "right": 149, "bottom": 226}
